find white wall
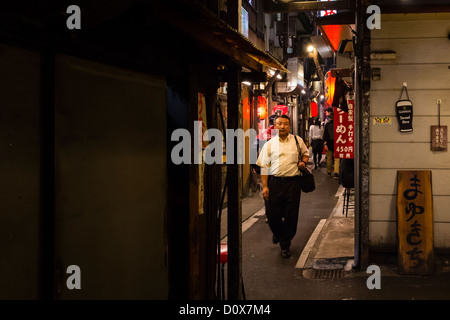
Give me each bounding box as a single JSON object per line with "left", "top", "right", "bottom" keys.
{"left": 369, "top": 13, "right": 450, "bottom": 250}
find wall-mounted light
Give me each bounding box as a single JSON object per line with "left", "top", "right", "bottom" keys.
{"left": 372, "top": 67, "right": 381, "bottom": 81}
{"left": 276, "top": 74, "right": 283, "bottom": 80}
{"left": 307, "top": 45, "right": 314, "bottom": 53}
{"left": 370, "top": 51, "right": 397, "bottom": 60}
{"left": 242, "top": 81, "right": 251, "bottom": 86}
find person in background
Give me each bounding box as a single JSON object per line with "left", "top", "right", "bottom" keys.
{"left": 323, "top": 110, "right": 339, "bottom": 179}
{"left": 323, "top": 107, "right": 333, "bottom": 126}
{"left": 309, "top": 117, "right": 324, "bottom": 170}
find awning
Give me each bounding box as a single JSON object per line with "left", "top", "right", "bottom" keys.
{"left": 314, "top": 0, "right": 450, "bottom": 53}
{"left": 153, "top": 0, "right": 288, "bottom": 73}
{"left": 209, "top": 21, "right": 289, "bottom": 73}
{"left": 317, "top": 24, "right": 355, "bottom": 53}
{"left": 310, "top": 35, "right": 333, "bottom": 59}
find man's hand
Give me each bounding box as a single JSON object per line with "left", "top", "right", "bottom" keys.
{"left": 298, "top": 161, "right": 307, "bottom": 170}
{"left": 262, "top": 187, "right": 269, "bottom": 200}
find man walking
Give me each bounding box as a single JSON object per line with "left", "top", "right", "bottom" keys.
{"left": 256, "top": 115, "right": 309, "bottom": 258}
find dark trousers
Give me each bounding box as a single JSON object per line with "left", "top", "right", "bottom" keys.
{"left": 267, "top": 176, "right": 302, "bottom": 250}
{"left": 311, "top": 139, "right": 324, "bottom": 167}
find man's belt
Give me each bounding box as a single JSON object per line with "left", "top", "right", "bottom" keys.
{"left": 271, "top": 175, "right": 300, "bottom": 180}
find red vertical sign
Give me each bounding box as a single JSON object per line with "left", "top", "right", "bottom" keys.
{"left": 334, "top": 100, "right": 354, "bottom": 159}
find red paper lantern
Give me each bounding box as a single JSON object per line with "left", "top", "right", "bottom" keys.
{"left": 272, "top": 104, "right": 288, "bottom": 115}
{"left": 325, "top": 71, "right": 336, "bottom": 106}
{"left": 257, "top": 96, "right": 268, "bottom": 120}
{"left": 310, "top": 101, "right": 318, "bottom": 118}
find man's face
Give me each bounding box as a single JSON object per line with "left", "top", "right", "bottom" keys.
{"left": 275, "top": 117, "right": 290, "bottom": 136}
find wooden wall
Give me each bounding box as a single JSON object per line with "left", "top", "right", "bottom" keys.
{"left": 369, "top": 13, "right": 450, "bottom": 250}
{"left": 54, "top": 55, "right": 168, "bottom": 299}
{"left": 0, "top": 44, "right": 41, "bottom": 299}
{"left": 0, "top": 46, "right": 170, "bottom": 299}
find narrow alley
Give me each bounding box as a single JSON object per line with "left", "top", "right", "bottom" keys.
{"left": 220, "top": 157, "right": 450, "bottom": 300}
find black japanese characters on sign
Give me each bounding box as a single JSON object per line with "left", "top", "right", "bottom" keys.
{"left": 397, "top": 170, "right": 434, "bottom": 275}
{"left": 431, "top": 125, "right": 448, "bottom": 151}
{"left": 430, "top": 100, "right": 448, "bottom": 152}
{"left": 403, "top": 174, "right": 424, "bottom": 267}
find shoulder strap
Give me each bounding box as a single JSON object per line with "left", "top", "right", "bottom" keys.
{"left": 294, "top": 135, "right": 301, "bottom": 158}
{"left": 294, "top": 135, "right": 299, "bottom": 148}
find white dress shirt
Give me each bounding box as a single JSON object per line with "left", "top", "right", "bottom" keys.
{"left": 309, "top": 125, "right": 324, "bottom": 144}
{"left": 256, "top": 134, "right": 309, "bottom": 177}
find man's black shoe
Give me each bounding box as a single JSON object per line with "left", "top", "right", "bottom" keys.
{"left": 281, "top": 248, "right": 291, "bottom": 259}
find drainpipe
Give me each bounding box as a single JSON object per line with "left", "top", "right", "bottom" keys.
{"left": 227, "top": 62, "right": 243, "bottom": 300}
{"left": 352, "top": 0, "right": 364, "bottom": 270}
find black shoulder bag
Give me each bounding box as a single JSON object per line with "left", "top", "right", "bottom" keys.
{"left": 294, "top": 136, "right": 315, "bottom": 193}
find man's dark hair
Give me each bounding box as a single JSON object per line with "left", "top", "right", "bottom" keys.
{"left": 275, "top": 114, "right": 290, "bottom": 123}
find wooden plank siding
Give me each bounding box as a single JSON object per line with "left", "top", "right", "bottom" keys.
{"left": 369, "top": 13, "right": 450, "bottom": 251}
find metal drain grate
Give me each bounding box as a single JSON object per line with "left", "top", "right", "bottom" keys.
{"left": 311, "top": 268, "right": 346, "bottom": 279}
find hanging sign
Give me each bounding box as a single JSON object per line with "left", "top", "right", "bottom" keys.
{"left": 395, "top": 84, "right": 413, "bottom": 132}
{"left": 333, "top": 100, "right": 354, "bottom": 159}
{"left": 430, "top": 99, "right": 447, "bottom": 152}
{"left": 431, "top": 126, "right": 448, "bottom": 151}
{"left": 397, "top": 170, "right": 435, "bottom": 275}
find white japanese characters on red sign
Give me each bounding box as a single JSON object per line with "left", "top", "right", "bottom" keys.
{"left": 334, "top": 101, "right": 354, "bottom": 159}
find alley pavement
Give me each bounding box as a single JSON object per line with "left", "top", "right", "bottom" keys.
{"left": 225, "top": 155, "right": 450, "bottom": 301}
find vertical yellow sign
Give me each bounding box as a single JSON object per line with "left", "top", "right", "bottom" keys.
{"left": 197, "top": 93, "right": 207, "bottom": 215}
{"left": 397, "top": 170, "right": 434, "bottom": 275}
